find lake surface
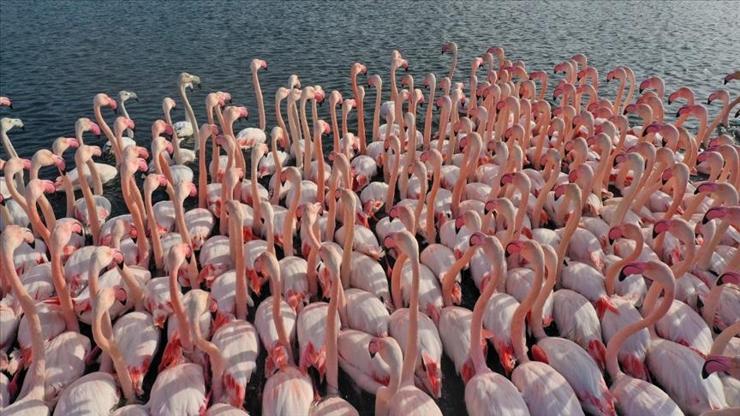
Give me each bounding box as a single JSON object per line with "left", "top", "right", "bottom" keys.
{"left": 1, "top": 1, "right": 738, "bottom": 414}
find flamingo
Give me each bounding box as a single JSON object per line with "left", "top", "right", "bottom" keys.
{"left": 255, "top": 251, "right": 313, "bottom": 416}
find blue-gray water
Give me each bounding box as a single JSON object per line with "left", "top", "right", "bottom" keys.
{"left": 1, "top": 1, "right": 739, "bottom": 414}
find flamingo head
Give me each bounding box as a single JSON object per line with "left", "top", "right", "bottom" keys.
{"left": 251, "top": 58, "right": 268, "bottom": 71}
{"left": 702, "top": 206, "right": 728, "bottom": 224}
{"left": 95, "top": 93, "right": 118, "bottom": 110}
{"left": 619, "top": 261, "right": 647, "bottom": 281}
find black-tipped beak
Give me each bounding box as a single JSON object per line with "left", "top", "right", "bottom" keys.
{"left": 652, "top": 228, "right": 660, "bottom": 239}
{"left": 716, "top": 274, "right": 726, "bottom": 286}
{"left": 707, "top": 99, "right": 712, "bottom": 105}
{"left": 618, "top": 269, "right": 627, "bottom": 282}
{"left": 702, "top": 215, "right": 711, "bottom": 225}
{"left": 667, "top": 99, "right": 673, "bottom": 105}
{"left": 608, "top": 235, "right": 616, "bottom": 245}
{"left": 701, "top": 363, "right": 711, "bottom": 379}
{"left": 639, "top": 87, "right": 644, "bottom": 94}
{"left": 696, "top": 296, "right": 704, "bottom": 310}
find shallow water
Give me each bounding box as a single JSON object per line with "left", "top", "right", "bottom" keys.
{"left": 1, "top": 1, "right": 739, "bottom": 414}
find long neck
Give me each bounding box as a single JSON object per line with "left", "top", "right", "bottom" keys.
{"left": 697, "top": 218, "right": 731, "bottom": 269}
{"left": 384, "top": 148, "right": 400, "bottom": 215}
{"left": 531, "top": 251, "right": 556, "bottom": 339}
{"left": 401, "top": 254, "right": 421, "bottom": 386}
{"left": 300, "top": 98, "right": 312, "bottom": 177}
{"left": 2, "top": 245, "right": 46, "bottom": 402}
{"left": 1, "top": 126, "right": 20, "bottom": 159}
{"left": 253, "top": 71, "right": 266, "bottom": 130}
{"left": 612, "top": 164, "right": 644, "bottom": 226}
{"left": 144, "top": 188, "right": 165, "bottom": 271}
{"left": 340, "top": 203, "right": 354, "bottom": 288}
{"left": 442, "top": 247, "right": 475, "bottom": 306}
{"left": 231, "top": 217, "right": 248, "bottom": 320}
{"left": 118, "top": 265, "right": 144, "bottom": 309}
{"left": 605, "top": 237, "right": 642, "bottom": 295}
{"left": 469, "top": 249, "right": 501, "bottom": 375}
{"left": 326, "top": 266, "right": 342, "bottom": 395}
{"left": 276, "top": 98, "right": 289, "bottom": 151}
{"left": 606, "top": 278, "right": 673, "bottom": 381}
{"left": 179, "top": 85, "right": 199, "bottom": 151}
{"left": 511, "top": 254, "right": 543, "bottom": 363}
{"left": 50, "top": 247, "right": 79, "bottom": 331}
{"left": 353, "top": 77, "right": 367, "bottom": 154}
{"left": 77, "top": 158, "right": 102, "bottom": 244}
{"left": 270, "top": 266, "right": 290, "bottom": 350}
{"left": 532, "top": 161, "right": 558, "bottom": 228}
{"left": 287, "top": 95, "right": 303, "bottom": 169}
{"left": 198, "top": 131, "right": 208, "bottom": 208}
{"left": 555, "top": 197, "right": 581, "bottom": 268}
{"left": 671, "top": 234, "right": 695, "bottom": 278}
{"left": 94, "top": 105, "right": 119, "bottom": 163}
{"left": 126, "top": 182, "right": 150, "bottom": 268}
{"left": 425, "top": 162, "right": 441, "bottom": 243}
{"left": 5, "top": 168, "right": 28, "bottom": 212}
{"left": 448, "top": 50, "right": 457, "bottom": 81}
{"left": 331, "top": 103, "right": 341, "bottom": 153}
{"left": 189, "top": 295, "right": 224, "bottom": 400}
{"left": 314, "top": 128, "right": 326, "bottom": 206}
{"left": 372, "top": 85, "right": 382, "bottom": 141}
{"left": 250, "top": 156, "right": 262, "bottom": 238}
{"left": 169, "top": 264, "right": 194, "bottom": 350}
{"left": 93, "top": 297, "right": 136, "bottom": 402}
{"left": 270, "top": 143, "right": 283, "bottom": 207}
{"left": 26, "top": 196, "right": 50, "bottom": 244}
{"left": 282, "top": 178, "right": 300, "bottom": 257}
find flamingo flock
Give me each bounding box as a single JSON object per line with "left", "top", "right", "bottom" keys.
{"left": 0, "top": 45, "right": 739, "bottom": 416}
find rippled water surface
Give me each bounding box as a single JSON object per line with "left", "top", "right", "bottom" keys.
{"left": 1, "top": 1, "right": 739, "bottom": 414}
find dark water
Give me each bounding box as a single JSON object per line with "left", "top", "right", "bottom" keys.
{"left": 1, "top": 1, "right": 739, "bottom": 414}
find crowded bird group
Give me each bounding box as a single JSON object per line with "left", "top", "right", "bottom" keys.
{"left": 0, "top": 44, "right": 739, "bottom": 416}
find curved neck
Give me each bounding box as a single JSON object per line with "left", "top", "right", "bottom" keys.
{"left": 442, "top": 246, "right": 476, "bottom": 306}
{"left": 605, "top": 237, "right": 642, "bottom": 295}
{"left": 50, "top": 246, "right": 79, "bottom": 331}
{"left": 93, "top": 295, "right": 136, "bottom": 402}
{"left": 144, "top": 188, "right": 165, "bottom": 271}
{"left": 76, "top": 157, "right": 102, "bottom": 244}
{"left": 469, "top": 247, "right": 502, "bottom": 375}
{"left": 2, "top": 243, "right": 46, "bottom": 402}
{"left": 512, "top": 252, "right": 544, "bottom": 364}
{"left": 606, "top": 277, "right": 673, "bottom": 381}
{"left": 178, "top": 85, "right": 199, "bottom": 151}
{"left": 169, "top": 262, "right": 194, "bottom": 351}
{"left": 612, "top": 164, "right": 644, "bottom": 226}
{"left": 94, "top": 104, "right": 119, "bottom": 163}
